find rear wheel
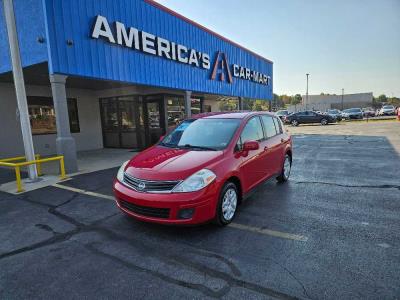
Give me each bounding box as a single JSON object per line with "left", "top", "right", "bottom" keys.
{"left": 291, "top": 119, "right": 299, "bottom": 126}
{"left": 214, "top": 182, "right": 238, "bottom": 226}
{"left": 277, "top": 154, "right": 292, "bottom": 183}
{"left": 320, "top": 118, "right": 328, "bottom": 125}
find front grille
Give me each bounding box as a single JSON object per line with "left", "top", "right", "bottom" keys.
{"left": 123, "top": 173, "right": 180, "bottom": 193}
{"left": 119, "top": 200, "right": 170, "bottom": 219}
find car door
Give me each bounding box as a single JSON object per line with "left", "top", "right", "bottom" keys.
{"left": 237, "top": 116, "right": 266, "bottom": 192}
{"left": 308, "top": 111, "right": 321, "bottom": 123}
{"left": 296, "top": 111, "right": 306, "bottom": 123}
{"left": 260, "top": 114, "right": 283, "bottom": 176}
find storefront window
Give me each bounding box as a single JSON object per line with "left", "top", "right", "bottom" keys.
{"left": 191, "top": 98, "right": 201, "bottom": 116}
{"left": 166, "top": 96, "right": 185, "bottom": 129}
{"left": 166, "top": 96, "right": 203, "bottom": 130}
{"left": 27, "top": 96, "right": 80, "bottom": 135}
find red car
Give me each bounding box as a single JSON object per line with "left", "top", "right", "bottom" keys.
{"left": 113, "top": 111, "right": 292, "bottom": 226}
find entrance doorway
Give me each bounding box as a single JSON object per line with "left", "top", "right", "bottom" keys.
{"left": 143, "top": 95, "right": 165, "bottom": 146}
{"left": 99, "top": 95, "right": 166, "bottom": 150}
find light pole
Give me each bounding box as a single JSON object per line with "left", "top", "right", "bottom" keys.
{"left": 341, "top": 88, "right": 344, "bottom": 110}
{"left": 3, "top": 0, "right": 37, "bottom": 180}
{"left": 306, "top": 73, "right": 310, "bottom": 110}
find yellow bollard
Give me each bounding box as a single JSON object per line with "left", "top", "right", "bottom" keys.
{"left": 15, "top": 166, "right": 24, "bottom": 193}
{"left": 59, "top": 157, "right": 66, "bottom": 179}
{"left": 35, "top": 154, "right": 42, "bottom": 176}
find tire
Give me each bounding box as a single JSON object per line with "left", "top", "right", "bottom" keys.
{"left": 291, "top": 119, "right": 299, "bottom": 126}
{"left": 277, "top": 154, "right": 292, "bottom": 183}
{"left": 320, "top": 118, "right": 328, "bottom": 125}
{"left": 214, "top": 182, "right": 238, "bottom": 226}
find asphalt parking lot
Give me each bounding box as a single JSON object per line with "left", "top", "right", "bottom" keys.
{"left": 1, "top": 121, "right": 399, "bottom": 299}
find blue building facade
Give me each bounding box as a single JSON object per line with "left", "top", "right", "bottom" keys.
{"left": 0, "top": 0, "right": 273, "bottom": 172}
{"left": 1, "top": 0, "right": 273, "bottom": 99}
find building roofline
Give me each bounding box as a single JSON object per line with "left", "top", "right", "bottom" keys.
{"left": 144, "top": 0, "right": 273, "bottom": 64}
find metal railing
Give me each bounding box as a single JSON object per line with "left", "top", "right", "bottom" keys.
{"left": 0, "top": 155, "right": 66, "bottom": 192}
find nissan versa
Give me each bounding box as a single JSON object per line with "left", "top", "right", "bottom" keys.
{"left": 113, "top": 112, "right": 292, "bottom": 225}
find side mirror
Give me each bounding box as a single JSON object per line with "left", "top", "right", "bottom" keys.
{"left": 243, "top": 140, "right": 259, "bottom": 151}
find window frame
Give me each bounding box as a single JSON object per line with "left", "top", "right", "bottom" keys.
{"left": 27, "top": 96, "right": 80, "bottom": 135}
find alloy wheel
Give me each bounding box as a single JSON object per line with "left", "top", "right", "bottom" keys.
{"left": 222, "top": 188, "right": 238, "bottom": 221}
{"left": 283, "top": 155, "right": 291, "bottom": 180}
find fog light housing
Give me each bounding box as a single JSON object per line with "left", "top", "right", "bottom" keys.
{"left": 178, "top": 208, "right": 195, "bottom": 219}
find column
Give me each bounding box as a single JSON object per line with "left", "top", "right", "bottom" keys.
{"left": 184, "top": 90, "right": 192, "bottom": 119}
{"left": 49, "top": 74, "right": 78, "bottom": 173}
{"left": 162, "top": 95, "right": 169, "bottom": 134}
{"left": 238, "top": 97, "right": 244, "bottom": 110}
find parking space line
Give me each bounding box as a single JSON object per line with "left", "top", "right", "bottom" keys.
{"left": 52, "top": 183, "right": 308, "bottom": 242}
{"left": 52, "top": 183, "right": 114, "bottom": 201}
{"left": 230, "top": 223, "right": 308, "bottom": 242}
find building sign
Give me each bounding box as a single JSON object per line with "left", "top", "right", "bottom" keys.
{"left": 91, "top": 15, "right": 270, "bottom": 86}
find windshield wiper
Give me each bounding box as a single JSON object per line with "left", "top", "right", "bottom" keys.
{"left": 179, "top": 144, "right": 217, "bottom": 151}
{"left": 159, "top": 142, "right": 178, "bottom": 148}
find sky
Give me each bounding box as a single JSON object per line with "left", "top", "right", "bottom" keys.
{"left": 155, "top": 0, "right": 400, "bottom": 97}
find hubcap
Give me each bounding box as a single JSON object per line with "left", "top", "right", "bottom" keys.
{"left": 283, "top": 156, "right": 291, "bottom": 179}
{"left": 222, "top": 188, "right": 237, "bottom": 221}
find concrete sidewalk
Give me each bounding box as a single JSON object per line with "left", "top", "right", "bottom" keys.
{"left": 0, "top": 148, "right": 137, "bottom": 194}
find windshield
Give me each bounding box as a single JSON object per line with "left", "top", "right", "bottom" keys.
{"left": 276, "top": 110, "right": 288, "bottom": 115}
{"left": 160, "top": 118, "right": 241, "bottom": 150}
{"left": 328, "top": 110, "right": 339, "bottom": 114}
{"left": 383, "top": 105, "right": 394, "bottom": 109}
{"left": 344, "top": 108, "right": 361, "bottom": 113}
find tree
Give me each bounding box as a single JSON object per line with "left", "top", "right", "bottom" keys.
{"left": 291, "top": 94, "right": 302, "bottom": 105}
{"left": 377, "top": 94, "right": 388, "bottom": 103}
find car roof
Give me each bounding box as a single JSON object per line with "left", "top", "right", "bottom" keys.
{"left": 191, "top": 111, "right": 275, "bottom": 120}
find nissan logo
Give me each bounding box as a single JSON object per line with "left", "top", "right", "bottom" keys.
{"left": 138, "top": 182, "right": 146, "bottom": 190}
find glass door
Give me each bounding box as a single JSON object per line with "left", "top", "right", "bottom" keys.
{"left": 100, "top": 96, "right": 143, "bottom": 149}
{"left": 100, "top": 98, "right": 120, "bottom": 148}
{"left": 143, "top": 96, "right": 166, "bottom": 147}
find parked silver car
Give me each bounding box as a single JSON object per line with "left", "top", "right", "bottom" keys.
{"left": 326, "top": 109, "right": 343, "bottom": 121}
{"left": 378, "top": 105, "right": 395, "bottom": 116}
{"left": 342, "top": 108, "right": 363, "bottom": 120}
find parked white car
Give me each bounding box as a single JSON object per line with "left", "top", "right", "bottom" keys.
{"left": 378, "top": 105, "right": 395, "bottom": 116}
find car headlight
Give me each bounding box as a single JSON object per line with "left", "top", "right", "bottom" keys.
{"left": 117, "top": 161, "right": 129, "bottom": 182}
{"left": 172, "top": 169, "right": 216, "bottom": 193}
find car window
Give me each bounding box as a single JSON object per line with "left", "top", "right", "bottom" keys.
{"left": 240, "top": 117, "right": 264, "bottom": 143}
{"left": 273, "top": 117, "right": 283, "bottom": 134}
{"left": 260, "top": 115, "right": 277, "bottom": 138}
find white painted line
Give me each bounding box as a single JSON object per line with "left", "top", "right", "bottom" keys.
{"left": 52, "top": 183, "right": 114, "bottom": 201}
{"left": 230, "top": 222, "right": 308, "bottom": 242}
{"left": 53, "top": 183, "right": 308, "bottom": 242}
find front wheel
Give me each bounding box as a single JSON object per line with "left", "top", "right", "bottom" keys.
{"left": 321, "top": 118, "right": 328, "bottom": 125}
{"left": 277, "top": 154, "right": 292, "bottom": 183}
{"left": 214, "top": 182, "right": 238, "bottom": 226}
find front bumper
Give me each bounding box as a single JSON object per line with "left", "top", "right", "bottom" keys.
{"left": 113, "top": 179, "right": 219, "bottom": 225}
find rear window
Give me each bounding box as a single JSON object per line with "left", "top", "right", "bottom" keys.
{"left": 273, "top": 117, "right": 283, "bottom": 134}
{"left": 261, "top": 115, "right": 277, "bottom": 138}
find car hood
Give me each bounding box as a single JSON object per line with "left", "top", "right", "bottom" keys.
{"left": 125, "top": 145, "right": 224, "bottom": 180}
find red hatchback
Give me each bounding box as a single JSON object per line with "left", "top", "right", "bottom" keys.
{"left": 113, "top": 112, "right": 292, "bottom": 226}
